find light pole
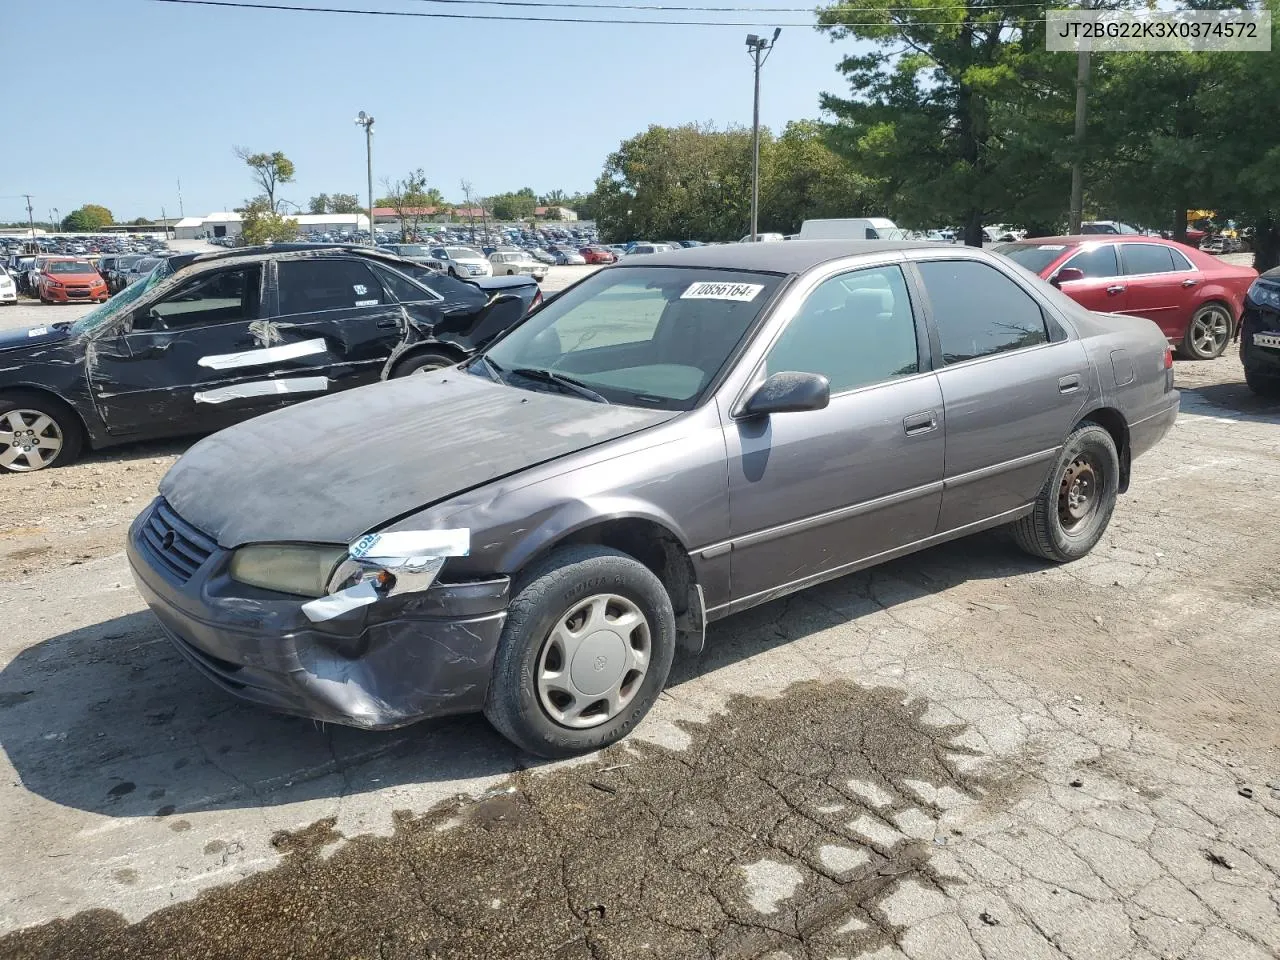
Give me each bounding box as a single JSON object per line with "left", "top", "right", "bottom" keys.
{"left": 355, "top": 111, "right": 375, "bottom": 244}
{"left": 745, "top": 28, "right": 780, "bottom": 243}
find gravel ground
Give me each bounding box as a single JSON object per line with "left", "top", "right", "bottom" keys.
{"left": 1, "top": 254, "right": 1277, "bottom": 959}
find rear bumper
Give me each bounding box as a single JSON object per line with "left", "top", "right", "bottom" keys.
{"left": 1129, "top": 392, "right": 1180, "bottom": 462}
{"left": 127, "top": 499, "right": 510, "bottom": 730}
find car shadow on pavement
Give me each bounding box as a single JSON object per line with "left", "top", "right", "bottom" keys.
{"left": 0, "top": 532, "right": 1044, "bottom": 820}
{"left": 1179, "top": 380, "right": 1280, "bottom": 423}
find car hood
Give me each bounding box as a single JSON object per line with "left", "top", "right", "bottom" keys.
{"left": 159, "top": 372, "right": 677, "bottom": 548}
{"left": 0, "top": 323, "right": 72, "bottom": 354}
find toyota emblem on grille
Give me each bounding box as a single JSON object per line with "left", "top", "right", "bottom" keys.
{"left": 162, "top": 530, "right": 176, "bottom": 550}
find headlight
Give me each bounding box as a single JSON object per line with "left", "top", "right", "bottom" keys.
{"left": 1248, "top": 279, "right": 1280, "bottom": 311}
{"left": 229, "top": 543, "right": 348, "bottom": 597}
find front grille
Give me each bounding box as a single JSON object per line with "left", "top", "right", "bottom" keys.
{"left": 139, "top": 500, "right": 216, "bottom": 584}
{"left": 66, "top": 287, "right": 90, "bottom": 298}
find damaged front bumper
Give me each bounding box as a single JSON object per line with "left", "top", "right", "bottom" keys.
{"left": 127, "top": 499, "right": 510, "bottom": 730}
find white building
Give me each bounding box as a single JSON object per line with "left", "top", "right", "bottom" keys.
{"left": 173, "top": 212, "right": 370, "bottom": 240}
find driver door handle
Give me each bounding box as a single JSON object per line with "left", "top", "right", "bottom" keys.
{"left": 1181, "top": 278, "right": 1199, "bottom": 287}
{"left": 1106, "top": 285, "right": 1126, "bottom": 295}
{"left": 130, "top": 341, "right": 173, "bottom": 360}
{"left": 903, "top": 410, "right": 937, "bottom": 436}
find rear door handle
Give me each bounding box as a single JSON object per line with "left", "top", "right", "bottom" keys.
{"left": 1058, "top": 374, "right": 1082, "bottom": 394}
{"left": 1181, "top": 278, "right": 1199, "bottom": 287}
{"left": 903, "top": 410, "right": 937, "bottom": 436}
{"left": 1106, "top": 285, "right": 1126, "bottom": 295}
{"left": 376, "top": 318, "right": 400, "bottom": 328}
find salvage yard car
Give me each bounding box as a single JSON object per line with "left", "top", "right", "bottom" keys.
{"left": 35, "top": 258, "right": 109, "bottom": 304}
{"left": 0, "top": 245, "right": 540, "bottom": 472}
{"left": 996, "top": 235, "right": 1257, "bottom": 360}
{"left": 1240, "top": 266, "right": 1280, "bottom": 397}
{"left": 128, "top": 240, "right": 1179, "bottom": 758}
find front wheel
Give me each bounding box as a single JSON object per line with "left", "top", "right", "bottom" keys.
{"left": 484, "top": 546, "right": 676, "bottom": 758}
{"left": 1179, "top": 303, "right": 1232, "bottom": 360}
{"left": 0, "top": 392, "right": 84, "bottom": 472}
{"left": 1012, "top": 422, "right": 1119, "bottom": 563}
{"left": 389, "top": 349, "right": 457, "bottom": 377}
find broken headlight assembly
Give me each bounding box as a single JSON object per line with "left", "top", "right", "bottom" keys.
{"left": 229, "top": 543, "right": 348, "bottom": 598}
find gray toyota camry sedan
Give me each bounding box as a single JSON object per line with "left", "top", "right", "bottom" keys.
{"left": 128, "top": 241, "right": 1179, "bottom": 757}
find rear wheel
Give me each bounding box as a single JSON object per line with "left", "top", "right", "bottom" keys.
{"left": 389, "top": 349, "right": 457, "bottom": 377}
{"left": 0, "top": 392, "right": 84, "bottom": 472}
{"left": 1012, "top": 422, "right": 1119, "bottom": 562}
{"left": 1179, "top": 303, "right": 1232, "bottom": 360}
{"left": 484, "top": 546, "right": 676, "bottom": 758}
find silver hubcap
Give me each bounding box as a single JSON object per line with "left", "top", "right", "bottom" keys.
{"left": 1192, "top": 308, "right": 1230, "bottom": 356}
{"left": 536, "top": 593, "right": 651, "bottom": 729}
{"left": 0, "top": 409, "right": 62, "bottom": 472}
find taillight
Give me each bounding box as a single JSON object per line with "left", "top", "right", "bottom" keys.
{"left": 531, "top": 289, "right": 544, "bottom": 310}
{"left": 1163, "top": 346, "right": 1174, "bottom": 370}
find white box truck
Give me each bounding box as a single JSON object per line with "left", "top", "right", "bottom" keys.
{"left": 796, "top": 217, "right": 904, "bottom": 240}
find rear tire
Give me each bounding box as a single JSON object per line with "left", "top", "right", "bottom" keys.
{"left": 1012, "top": 422, "right": 1119, "bottom": 563}
{"left": 484, "top": 546, "right": 676, "bottom": 758}
{"left": 389, "top": 349, "right": 458, "bottom": 377}
{"left": 0, "top": 390, "right": 84, "bottom": 472}
{"left": 1178, "top": 303, "right": 1232, "bottom": 360}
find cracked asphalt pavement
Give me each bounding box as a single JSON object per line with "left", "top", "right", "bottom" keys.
{"left": 1, "top": 326, "right": 1278, "bottom": 958}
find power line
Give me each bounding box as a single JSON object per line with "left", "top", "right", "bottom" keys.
{"left": 148, "top": 0, "right": 1099, "bottom": 27}
{"left": 401, "top": 0, "right": 1053, "bottom": 12}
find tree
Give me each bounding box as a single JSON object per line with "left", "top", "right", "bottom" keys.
{"left": 62, "top": 204, "right": 114, "bottom": 232}
{"left": 490, "top": 187, "right": 538, "bottom": 222}
{"left": 329, "top": 193, "right": 362, "bottom": 214}
{"left": 540, "top": 189, "right": 567, "bottom": 206}
{"left": 308, "top": 194, "right": 330, "bottom": 215}
{"left": 380, "top": 169, "right": 438, "bottom": 240}
{"left": 239, "top": 198, "right": 299, "bottom": 245}
{"left": 233, "top": 147, "right": 296, "bottom": 213}
{"left": 131, "top": 216, "right": 153, "bottom": 226}
{"left": 818, "top": 0, "right": 1073, "bottom": 244}
{"left": 763, "top": 120, "right": 875, "bottom": 234}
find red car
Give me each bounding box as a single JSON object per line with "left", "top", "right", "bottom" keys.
{"left": 579, "top": 246, "right": 616, "bottom": 265}
{"left": 36, "top": 258, "right": 110, "bottom": 304}
{"left": 998, "top": 236, "right": 1258, "bottom": 360}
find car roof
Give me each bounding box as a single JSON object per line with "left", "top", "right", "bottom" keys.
{"left": 621, "top": 239, "right": 936, "bottom": 274}
{"left": 1014, "top": 235, "right": 1178, "bottom": 246}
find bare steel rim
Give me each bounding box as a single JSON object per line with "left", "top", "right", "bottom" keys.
{"left": 1058, "top": 453, "right": 1102, "bottom": 534}
{"left": 0, "top": 409, "right": 63, "bottom": 472}
{"left": 535, "top": 593, "right": 651, "bottom": 729}
{"left": 1190, "top": 305, "right": 1231, "bottom": 357}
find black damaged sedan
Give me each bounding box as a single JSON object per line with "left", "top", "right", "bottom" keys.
{"left": 0, "top": 245, "right": 540, "bottom": 472}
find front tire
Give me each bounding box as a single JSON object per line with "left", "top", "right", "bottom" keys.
{"left": 389, "top": 349, "right": 457, "bottom": 377}
{"left": 484, "top": 546, "right": 676, "bottom": 758}
{"left": 1012, "top": 422, "right": 1119, "bottom": 562}
{"left": 1179, "top": 303, "right": 1232, "bottom": 360}
{"left": 0, "top": 391, "right": 84, "bottom": 472}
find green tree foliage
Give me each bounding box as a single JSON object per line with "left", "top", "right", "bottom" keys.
{"left": 308, "top": 194, "right": 330, "bottom": 214}
{"left": 380, "top": 169, "right": 442, "bottom": 239}
{"left": 329, "top": 193, "right": 362, "bottom": 214}
{"left": 239, "top": 198, "right": 299, "bottom": 245}
{"left": 489, "top": 188, "right": 538, "bottom": 221}
{"left": 234, "top": 147, "right": 296, "bottom": 213}
{"left": 817, "top": 0, "right": 1072, "bottom": 245}
{"left": 763, "top": 120, "right": 876, "bottom": 234}
{"left": 62, "top": 204, "right": 114, "bottom": 231}
{"left": 540, "top": 189, "right": 567, "bottom": 206}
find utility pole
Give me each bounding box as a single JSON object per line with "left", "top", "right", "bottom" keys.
{"left": 745, "top": 29, "right": 780, "bottom": 242}
{"left": 24, "top": 194, "right": 36, "bottom": 247}
{"left": 161, "top": 206, "right": 169, "bottom": 240}
{"left": 355, "top": 111, "right": 376, "bottom": 244}
{"left": 1068, "top": 1, "right": 1091, "bottom": 234}
{"left": 177, "top": 178, "right": 185, "bottom": 218}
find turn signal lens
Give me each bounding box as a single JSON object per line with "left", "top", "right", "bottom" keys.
{"left": 1163, "top": 347, "right": 1174, "bottom": 370}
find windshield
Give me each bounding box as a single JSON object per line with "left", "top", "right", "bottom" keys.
{"left": 479, "top": 266, "right": 783, "bottom": 411}
{"left": 48, "top": 260, "right": 96, "bottom": 274}
{"left": 445, "top": 247, "right": 480, "bottom": 260}
{"left": 71, "top": 258, "right": 175, "bottom": 335}
{"left": 994, "top": 242, "right": 1071, "bottom": 274}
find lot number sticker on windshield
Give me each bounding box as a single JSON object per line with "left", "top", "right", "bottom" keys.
{"left": 681, "top": 281, "right": 764, "bottom": 302}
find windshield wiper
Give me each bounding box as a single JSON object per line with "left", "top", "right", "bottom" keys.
{"left": 511, "top": 367, "right": 611, "bottom": 404}
{"left": 471, "top": 353, "right": 506, "bottom": 384}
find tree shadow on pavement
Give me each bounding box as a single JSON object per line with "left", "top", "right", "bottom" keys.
{"left": 0, "top": 531, "right": 1044, "bottom": 819}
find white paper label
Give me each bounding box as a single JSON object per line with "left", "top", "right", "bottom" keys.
{"left": 354, "top": 299, "right": 379, "bottom": 307}
{"left": 1037, "top": 244, "right": 1067, "bottom": 251}
{"left": 681, "top": 282, "right": 764, "bottom": 302}
{"left": 27, "top": 327, "right": 48, "bottom": 337}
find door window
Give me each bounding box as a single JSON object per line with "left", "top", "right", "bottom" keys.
{"left": 374, "top": 265, "right": 439, "bottom": 304}
{"left": 277, "top": 259, "right": 383, "bottom": 315}
{"left": 1120, "top": 243, "right": 1177, "bottom": 275}
{"left": 917, "top": 260, "right": 1048, "bottom": 364}
{"left": 764, "top": 265, "right": 919, "bottom": 393}
{"left": 1061, "top": 244, "right": 1118, "bottom": 279}
{"left": 138, "top": 266, "right": 261, "bottom": 330}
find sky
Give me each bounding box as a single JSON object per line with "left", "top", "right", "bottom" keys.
{"left": 0, "top": 0, "right": 868, "bottom": 224}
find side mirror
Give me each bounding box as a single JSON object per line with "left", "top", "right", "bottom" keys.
{"left": 1051, "top": 267, "right": 1085, "bottom": 287}
{"left": 740, "top": 371, "right": 831, "bottom": 418}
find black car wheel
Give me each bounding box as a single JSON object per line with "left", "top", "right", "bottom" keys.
{"left": 484, "top": 545, "right": 676, "bottom": 758}
{"left": 1179, "top": 303, "right": 1233, "bottom": 360}
{"left": 1012, "top": 422, "right": 1119, "bottom": 563}
{"left": 390, "top": 350, "right": 458, "bottom": 377}
{"left": 0, "top": 391, "right": 84, "bottom": 473}
{"left": 1245, "top": 368, "right": 1280, "bottom": 398}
